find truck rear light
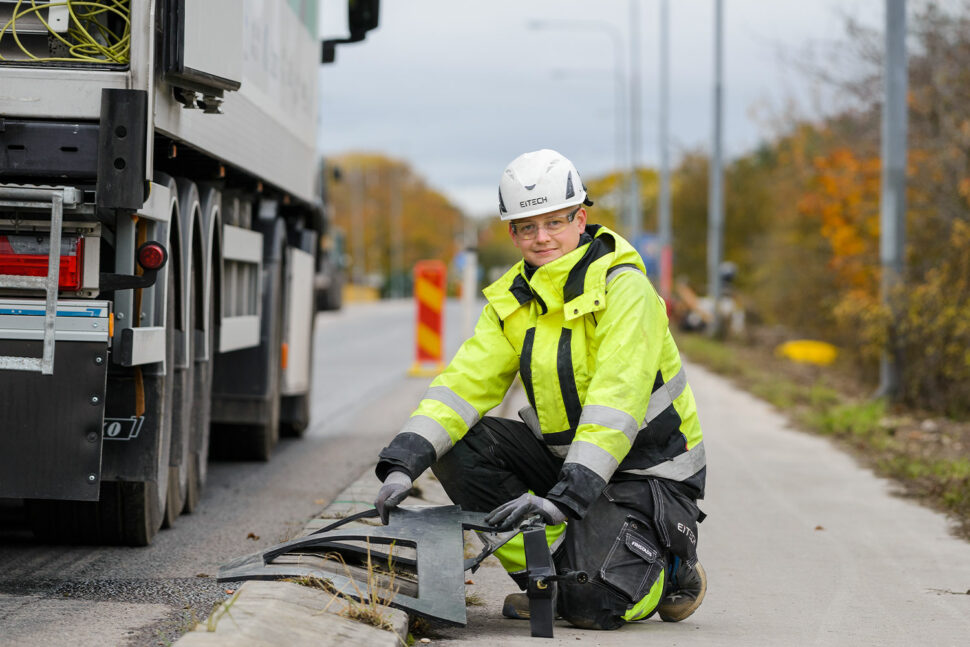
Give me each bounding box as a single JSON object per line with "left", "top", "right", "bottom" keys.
{"left": 0, "top": 234, "right": 84, "bottom": 291}
{"left": 137, "top": 241, "right": 167, "bottom": 270}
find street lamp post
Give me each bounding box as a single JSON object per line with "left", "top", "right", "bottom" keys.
{"left": 658, "top": 0, "right": 673, "bottom": 302}
{"left": 878, "top": 0, "right": 908, "bottom": 398}
{"left": 528, "top": 19, "right": 628, "bottom": 222}
{"left": 551, "top": 66, "right": 624, "bottom": 176}
{"left": 628, "top": 0, "right": 642, "bottom": 243}
{"left": 708, "top": 0, "right": 725, "bottom": 337}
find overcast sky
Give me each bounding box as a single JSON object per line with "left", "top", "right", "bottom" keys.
{"left": 317, "top": 0, "right": 882, "bottom": 217}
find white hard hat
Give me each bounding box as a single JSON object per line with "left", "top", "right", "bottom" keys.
{"left": 498, "top": 149, "right": 590, "bottom": 220}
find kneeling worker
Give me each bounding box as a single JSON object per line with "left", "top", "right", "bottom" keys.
{"left": 373, "top": 149, "right": 707, "bottom": 629}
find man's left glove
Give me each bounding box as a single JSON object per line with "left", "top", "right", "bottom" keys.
{"left": 374, "top": 470, "right": 413, "bottom": 524}
{"left": 485, "top": 493, "right": 566, "bottom": 529}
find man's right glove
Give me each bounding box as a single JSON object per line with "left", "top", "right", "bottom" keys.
{"left": 485, "top": 492, "right": 567, "bottom": 529}
{"left": 374, "top": 470, "right": 413, "bottom": 524}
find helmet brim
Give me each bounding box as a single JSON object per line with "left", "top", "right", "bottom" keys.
{"left": 499, "top": 194, "right": 586, "bottom": 221}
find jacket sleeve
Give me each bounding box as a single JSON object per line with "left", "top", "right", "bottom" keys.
{"left": 547, "top": 269, "right": 666, "bottom": 518}
{"left": 376, "top": 303, "right": 520, "bottom": 481}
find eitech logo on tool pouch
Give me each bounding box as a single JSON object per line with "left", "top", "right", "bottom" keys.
{"left": 103, "top": 416, "right": 144, "bottom": 441}
{"left": 677, "top": 522, "right": 697, "bottom": 545}
{"left": 519, "top": 196, "right": 548, "bottom": 208}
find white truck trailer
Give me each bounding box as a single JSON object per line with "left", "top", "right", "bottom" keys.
{"left": 0, "top": 0, "right": 378, "bottom": 545}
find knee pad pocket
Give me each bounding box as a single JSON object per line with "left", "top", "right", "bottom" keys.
{"left": 598, "top": 516, "right": 665, "bottom": 604}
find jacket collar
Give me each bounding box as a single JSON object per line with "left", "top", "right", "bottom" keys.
{"left": 482, "top": 225, "right": 644, "bottom": 321}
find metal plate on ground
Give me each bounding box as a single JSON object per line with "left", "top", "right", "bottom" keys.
{"left": 218, "top": 506, "right": 499, "bottom": 626}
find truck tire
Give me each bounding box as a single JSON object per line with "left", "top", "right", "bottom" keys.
{"left": 164, "top": 268, "right": 193, "bottom": 528}
{"left": 237, "top": 242, "right": 284, "bottom": 459}
{"left": 280, "top": 393, "right": 310, "bottom": 437}
{"left": 119, "top": 269, "right": 177, "bottom": 544}
{"left": 316, "top": 274, "right": 343, "bottom": 311}
{"left": 280, "top": 296, "right": 315, "bottom": 438}
{"left": 166, "top": 178, "right": 205, "bottom": 523}
{"left": 184, "top": 271, "right": 215, "bottom": 512}
{"left": 325, "top": 276, "right": 343, "bottom": 310}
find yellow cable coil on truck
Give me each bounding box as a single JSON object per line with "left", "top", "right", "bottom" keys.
{"left": 0, "top": 0, "right": 130, "bottom": 63}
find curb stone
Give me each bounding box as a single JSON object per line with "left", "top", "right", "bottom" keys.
{"left": 173, "top": 579, "right": 407, "bottom": 646}
{"left": 172, "top": 472, "right": 409, "bottom": 647}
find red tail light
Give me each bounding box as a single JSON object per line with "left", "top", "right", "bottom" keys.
{"left": 0, "top": 234, "right": 84, "bottom": 291}
{"left": 137, "top": 241, "right": 167, "bottom": 270}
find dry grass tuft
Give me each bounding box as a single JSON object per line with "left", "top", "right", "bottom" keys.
{"left": 315, "top": 543, "right": 403, "bottom": 637}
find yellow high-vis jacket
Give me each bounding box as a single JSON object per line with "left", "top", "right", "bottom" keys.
{"left": 377, "top": 225, "right": 705, "bottom": 518}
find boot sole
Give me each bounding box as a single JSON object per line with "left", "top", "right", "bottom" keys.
{"left": 658, "top": 562, "right": 707, "bottom": 622}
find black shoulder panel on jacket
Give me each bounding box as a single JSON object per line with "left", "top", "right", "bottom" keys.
{"left": 509, "top": 274, "right": 533, "bottom": 305}
{"left": 520, "top": 327, "right": 537, "bottom": 410}
{"left": 564, "top": 233, "right": 615, "bottom": 303}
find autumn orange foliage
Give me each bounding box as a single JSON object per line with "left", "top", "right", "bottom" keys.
{"left": 574, "top": 3, "right": 970, "bottom": 415}
{"left": 324, "top": 153, "right": 465, "bottom": 294}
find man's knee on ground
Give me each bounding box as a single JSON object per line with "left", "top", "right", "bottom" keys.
{"left": 558, "top": 581, "right": 627, "bottom": 630}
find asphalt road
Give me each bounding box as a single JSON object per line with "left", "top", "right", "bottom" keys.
{"left": 0, "top": 299, "right": 470, "bottom": 647}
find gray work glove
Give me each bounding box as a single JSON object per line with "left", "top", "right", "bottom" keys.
{"left": 485, "top": 493, "right": 566, "bottom": 529}
{"left": 374, "top": 470, "right": 413, "bottom": 524}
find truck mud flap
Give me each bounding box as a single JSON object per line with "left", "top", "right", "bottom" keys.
{"left": 218, "top": 506, "right": 506, "bottom": 626}
{"left": 0, "top": 339, "right": 107, "bottom": 500}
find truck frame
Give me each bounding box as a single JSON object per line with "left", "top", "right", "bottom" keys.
{"left": 0, "top": 0, "right": 377, "bottom": 545}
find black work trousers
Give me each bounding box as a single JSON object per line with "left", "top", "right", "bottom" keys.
{"left": 431, "top": 416, "right": 702, "bottom": 630}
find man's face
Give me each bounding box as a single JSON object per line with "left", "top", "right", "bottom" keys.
{"left": 509, "top": 205, "right": 587, "bottom": 267}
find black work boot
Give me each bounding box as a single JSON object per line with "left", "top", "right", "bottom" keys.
{"left": 657, "top": 559, "right": 707, "bottom": 622}
{"left": 502, "top": 592, "right": 561, "bottom": 621}
{"left": 501, "top": 593, "right": 531, "bottom": 620}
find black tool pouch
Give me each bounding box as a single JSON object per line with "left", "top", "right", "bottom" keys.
{"left": 598, "top": 516, "right": 665, "bottom": 604}
{"left": 602, "top": 479, "right": 702, "bottom": 565}
{"left": 649, "top": 479, "right": 702, "bottom": 566}
{"left": 556, "top": 491, "right": 667, "bottom": 630}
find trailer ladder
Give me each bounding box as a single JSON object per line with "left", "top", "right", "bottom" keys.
{"left": 0, "top": 185, "right": 80, "bottom": 374}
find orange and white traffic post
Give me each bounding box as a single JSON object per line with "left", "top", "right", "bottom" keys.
{"left": 408, "top": 259, "right": 446, "bottom": 376}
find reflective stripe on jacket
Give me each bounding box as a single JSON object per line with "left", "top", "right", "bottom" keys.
{"left": 376, "top": 225, "right": 704, "bottom": 518}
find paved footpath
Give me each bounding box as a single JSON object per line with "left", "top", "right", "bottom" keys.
{"left": 178, "top": 360, "right": 970, "bottom": 646}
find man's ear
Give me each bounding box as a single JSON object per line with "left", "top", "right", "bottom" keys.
{"left": 509, "top": 222, "right": 520, "bottom": 248}
{"left": 574, "top": 207, "right": 588, "bottom": 230}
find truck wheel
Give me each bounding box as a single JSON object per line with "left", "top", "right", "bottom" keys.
{"left": 184, "top": 272, "right": 215, "bottom": 512}
{"left": 280, "top": 321, "right": 314, "bottom": 438}
{"left": 324, "top": 277, "right": 343, "bottom": 310}
{"left": 112, "top": 268, "right": 177, "bottom": 545}
{"left": 280, "top": 394, "right": 310, "bottom": 437}
{"left": 237, "top": 244, "right": 284, "bottom": 460}
{"left": 163, "top": 272, "right": 193, "bottom": 528}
